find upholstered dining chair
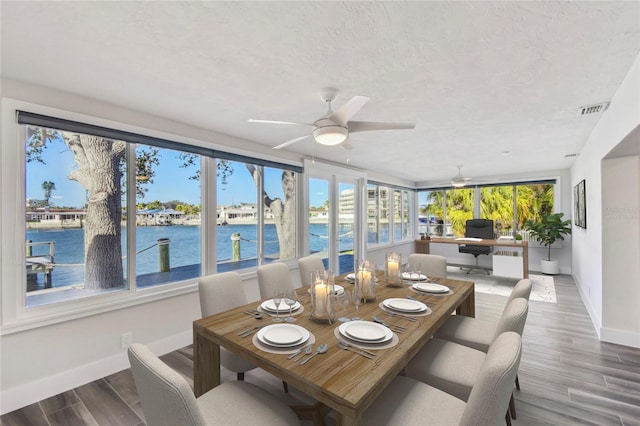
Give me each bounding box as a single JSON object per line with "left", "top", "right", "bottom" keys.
{"left": 198, "top": 272, "right": 257, "bottom": 382}
{"left": 406, "top": 253, "right": 447, "bottom": 279}
{"left": 362, "top": 332, "right": 522, "bottom": 426}
{"left": 408, "top": 298, "right": 529, "bottom": 423}
{"left": 199, "top": 271, "right": 289, "bottom": 393}
{"left": 297, "top": 255, "right": 326, "bottom": 286}
{"left": 128, "top": 343, "right": 300, "bottom": 426}
{"left": 257, "top": 262, "right": 295, "bottom": 299}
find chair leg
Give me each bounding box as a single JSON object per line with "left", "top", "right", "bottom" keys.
{"left": 509, "top": 393, "right": 517, "bottom": 419}
{"left": 515, "top": 374, "right": 520, "bottom": 390}
{"left": 237, "top": 372, "right": 244, "bottom": 381}
{"left": 282, "top": 381, "right": 289, "bottom": 393}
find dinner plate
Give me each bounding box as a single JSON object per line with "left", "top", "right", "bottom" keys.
{"left": 261, "top": 299, "right": 301, "bottom": 313}
{"left": 413, "top": 282, "right": 450, "bottom": 294}
{"left": 339, "top": 321, "right": 393, "bottom": 343}
{"left": 402, "top": 272, "right": 427, "bottom": 281}
{"left": 345, "top": 273, "right": 356, "bottom": 281}
{"left": 383, "top": 298, "right": 428, "bottom": 313}
{"left": 307, "top": 284, "right": 344, "bottom": 295}
{"left": 257, "top": 324, "right": 309, "bottom": 347}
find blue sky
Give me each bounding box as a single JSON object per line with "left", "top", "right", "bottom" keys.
{"left": 26, "top": 137, "right": 299, "bottom": 208}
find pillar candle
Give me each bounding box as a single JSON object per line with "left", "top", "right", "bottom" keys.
{"left": 314, "top": 283, "right": 328, "bottom": 315}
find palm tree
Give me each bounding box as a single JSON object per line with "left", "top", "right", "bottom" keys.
{"left": 41, "top": 181, "right": 56, "bottom": 207}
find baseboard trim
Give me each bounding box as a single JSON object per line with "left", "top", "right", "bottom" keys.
{"left": 600, "top": 327, "right": 640, "bottom": 348}
{"left": 0, "top": 330, "right": 192, "bottom": 415}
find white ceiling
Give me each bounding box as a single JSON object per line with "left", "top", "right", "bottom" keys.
{"left": 2, "top": 1, "right": 639, "bottom": 185}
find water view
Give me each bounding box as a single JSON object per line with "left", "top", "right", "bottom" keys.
{"left": 27, "top": 223, "right": 353, "bottom": 289}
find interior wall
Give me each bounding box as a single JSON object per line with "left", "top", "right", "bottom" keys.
{"left": 571, "top": 53, "right": 640, "bottom": 346}
{"left": 601, "top": 155, "right": 640, "bottom": 347}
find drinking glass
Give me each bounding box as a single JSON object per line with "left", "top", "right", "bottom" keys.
{"left": 351, "top": 288, "right": 361, "bottom": 320}
{"left": 335, "top": 290, "right": 351, "bottom": 322}
{"left": 283, "top": 289, "right": 298, "bottom": 322}
{"left": 272, "top": 289, "right": 283, "bottom": 322}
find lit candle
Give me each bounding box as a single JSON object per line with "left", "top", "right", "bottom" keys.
{"left": 388, "top": 260, "right": 399, "bottom": 278}
{"left": 358, "top": 269, "right": 372, "bottom": 297}
{"left": 314, "top": 283, "right": 328, "bottom": 316}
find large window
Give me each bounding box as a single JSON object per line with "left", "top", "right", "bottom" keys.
{"left": 419, "top": 182, "right": 555, "bottom": 238}
{"left": 19, "top": 112, "right": 298, "bottom": 309}
{"left": 368, "top": 183, "right": 413, "bottom": 245}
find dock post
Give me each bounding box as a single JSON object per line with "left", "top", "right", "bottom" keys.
{"left": 231, "top": 233, "right": 241, "bottom": 261}
{"left": 158, "top": 238, "right": 171, "bottom": 272}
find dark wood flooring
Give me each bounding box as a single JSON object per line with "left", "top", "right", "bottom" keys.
{"left": 3, "top": 274, "right": 640, "bottom": 425}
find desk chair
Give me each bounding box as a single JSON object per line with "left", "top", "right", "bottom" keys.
{"left": 459, "top": 219, "right": 494, "bottom": 275}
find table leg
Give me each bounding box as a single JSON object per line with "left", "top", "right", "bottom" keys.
{"left": 456, "top": 286, "right": 475, "bottom": 317}
{"left": 522, "top": 245, "right": 529, "bottom": 279}
{"left": 336, "top": 411, "right": 361, "bottom": 426}
{"left": 193, "top": 326, "right": 220, "bottom": 397}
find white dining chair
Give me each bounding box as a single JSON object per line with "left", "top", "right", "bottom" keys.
{"left": 406, "top": 253, "right": 447, "bottom": 279}
{"left": 362, "top": 332, "right": 522, "bottom": 426}
{"left": 297, "top": 255, "right": 325, "bottom": 286}
{"left": 434, "top": 295, "right": 529, "bottom": 421}
{"left": 199, "top": 271, "right": 289, "bottom": 393}
{"left": 257, "top": 262, "right": 295, "bottom": 299}
{"left": 198, "top": 272, "right": 257, "bottom": 382}
{"left": 128, "top": 343, "right": 300, "bottom": 426}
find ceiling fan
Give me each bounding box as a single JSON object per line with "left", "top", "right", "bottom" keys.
{"left": 248, "top": 89, "right": 415, "bottom": 150}
{"left": 451, "top": 165, "right": 473, "bottom": 187}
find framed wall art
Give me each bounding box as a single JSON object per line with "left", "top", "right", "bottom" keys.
{"left": 574, "top": 179, "right": 586, "bottom": 228}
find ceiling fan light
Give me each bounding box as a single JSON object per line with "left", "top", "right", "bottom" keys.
{"left": 451, "top": 180, "right": 466, "bottom": 188}
{"left": 313, "top": 126, "right": 347, "bottom": 146}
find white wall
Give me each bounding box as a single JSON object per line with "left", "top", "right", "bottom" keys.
{"left": 571, "top": 53, "right": 640, "bottom": 347}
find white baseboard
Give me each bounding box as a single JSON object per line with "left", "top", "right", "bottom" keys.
{"left": 0, "top": 330, "right": 192, "bottom": 415}
{"left": 600, "top": 327, "right": 640, "bottom": 348}
{"left": 573, "top": 274, "right": 602, "bottom": 340}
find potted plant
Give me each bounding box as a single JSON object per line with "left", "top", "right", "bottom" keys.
{"left": 524, "top": 212, "right": 572, "bottom": 275}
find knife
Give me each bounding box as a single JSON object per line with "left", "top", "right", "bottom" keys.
{"left": 287, "top": 343, "right": 313, "bottom": 359}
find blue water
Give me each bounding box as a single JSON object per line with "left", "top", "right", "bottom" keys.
{"left": 27, "top": 224, "right": 352, "bottom": 288}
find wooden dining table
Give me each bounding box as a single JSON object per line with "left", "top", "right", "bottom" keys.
{"left": 193, "top": 271, "right": 475, "bottom": 426}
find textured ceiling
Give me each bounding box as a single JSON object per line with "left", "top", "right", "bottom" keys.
{"left": 2, "top": 1, "right": 639, "bottom": 185}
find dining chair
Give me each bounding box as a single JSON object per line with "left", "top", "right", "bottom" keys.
{"left": 506, "top": 278, "right": 532, "bottom": 304}
{"left": 257, "top": 262, "right": 295, "bottom": 299}
{"left": 127, "top": 343, "right": 300, "bottom": 426}
{"left": 362, "top": 332, "right": 522, "bottom": 426}
{"left": 297, "top": 255, "right": 326, "bottom": 286}
{"left": 434, "top": 296, "right": 529, "bottom": 421}
{"left": 199, "top": 271, "right": 289, "bottom": 393}
{"left": 406, "top": 253, "right": 447, "bottom": 279}
{"left": 407, "top": 298, "right": 528, "bottom": 423}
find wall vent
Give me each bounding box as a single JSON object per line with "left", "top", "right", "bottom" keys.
{"left": 565, "top": 153, "right": 579, "bottom": 158}
{"left": 577, "top": 102, "right": 610, "bottom": 117}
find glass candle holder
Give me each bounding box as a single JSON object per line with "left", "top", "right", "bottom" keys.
{"left": 386, "top": 252, "right": 402, "bottom": 287}
{"left": 355, "top": 260, "right": 376, "bottom": 303}
{"left": 310, "top": 271, "right": 335, "bottom": 324}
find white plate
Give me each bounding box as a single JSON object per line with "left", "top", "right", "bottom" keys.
{"left": 413, "top": 282, "right": 450, "bottom": 294}
{"left": 261, "top": 299, "right": 301, "bottom": 313}
{"left": 307, "top": 284, "right": 344, "bottom": 295}
{"left": 345, "top": 273, "right": 356, "bottom": 281}
{"left": 402, "top": 272, "right": 427, "bottom": 281}
{"left": 383, "top": 298, "right": 427, "bottom": 313}
{"left": 257, "top": 324, "right": 309, "bottom": 347}
{"left": 339, "top": 321, "right": 393, "bottom": 343}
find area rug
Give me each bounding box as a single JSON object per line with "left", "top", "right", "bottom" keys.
{"left": 445, "top": 267, "right": 557, "bottom": 303}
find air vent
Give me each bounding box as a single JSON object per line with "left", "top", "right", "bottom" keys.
{"left": 577, "top": 102, "right": 610, "bottom": 117}
{"left": 565, "top": 153, "right": 579, "bottom": 158}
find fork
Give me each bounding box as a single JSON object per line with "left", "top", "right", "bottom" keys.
{"left": 337, "top": 341, "right": 376, "bottom": 358}
{"left": 385, "top": 310, "right": 418, "bottom": 322}
{"left": 373, "top": 316, "right": 406, "bottom": 333}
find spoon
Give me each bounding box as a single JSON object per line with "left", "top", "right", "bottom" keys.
{"left": 300, "top": 344, "right": 328, "bottom": 365}
{"left": 293, "top": 346, "right": 313, "bottom": 362}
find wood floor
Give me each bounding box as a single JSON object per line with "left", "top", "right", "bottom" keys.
{"left": 3, "top": 274, "right": 640, "bottom": 425}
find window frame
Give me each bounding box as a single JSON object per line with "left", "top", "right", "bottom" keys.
{"left": 1, "top": 99, "right": 302, "bottom": 333}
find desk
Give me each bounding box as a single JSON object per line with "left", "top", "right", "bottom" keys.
{"left": 193, "top": 272, "right": 474, "bottom": 426}
{"left": 416, "top": 237, "right": 529, "bottom": 279}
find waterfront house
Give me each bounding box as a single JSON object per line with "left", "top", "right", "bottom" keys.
{"left": 1, "top": 2, "right": 638, "bottom": 422}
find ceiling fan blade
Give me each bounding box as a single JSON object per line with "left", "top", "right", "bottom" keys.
{"left": 272, "top": 134, "right": 310, "bottom": 150}
{"left": 330, "top": 96, "right": 370, "bottom": 125}
{"left": 249, "top": 119, "right": 313, "bottom": 127}
{"left": 348, "top": 121, "right": 416, "bottom": 133}
{"left": 341, "top": 136, "right": 353, "bottom": 150}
